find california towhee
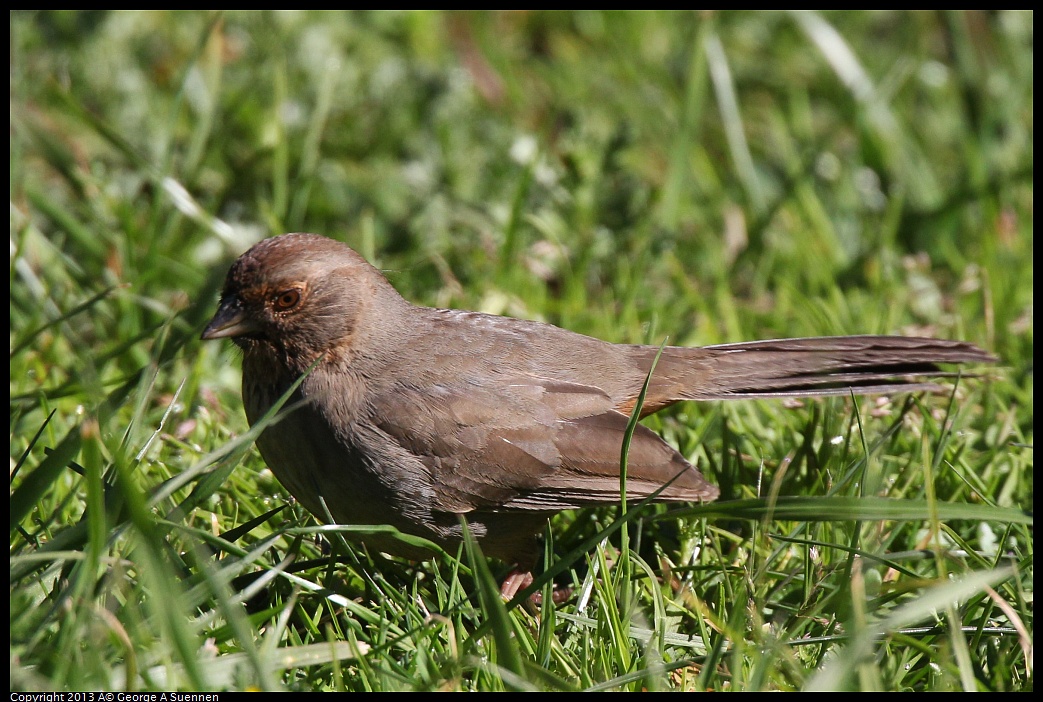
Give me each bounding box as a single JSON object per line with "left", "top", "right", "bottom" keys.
{"left": 202, "top": 233, "right": 994, "bottom": 598}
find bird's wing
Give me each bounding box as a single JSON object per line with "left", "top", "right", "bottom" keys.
{"left": 369, "top": 374, "right": 718, "bottom": 514}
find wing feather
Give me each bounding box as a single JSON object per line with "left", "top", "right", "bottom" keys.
{"left": 370, "top": 374, "right": 717, "bottom": 516}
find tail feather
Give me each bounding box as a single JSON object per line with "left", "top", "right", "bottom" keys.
{"left": 642, "top": 336, "right": 995, "bottom": 405}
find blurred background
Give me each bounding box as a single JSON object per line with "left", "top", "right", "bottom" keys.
{"left": 10, "top": 11, "right": 1032, "bottom": 692}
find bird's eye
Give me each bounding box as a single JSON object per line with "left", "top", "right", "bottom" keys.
{"left": 273, "top": 288, "right": 302, "bottom": 311}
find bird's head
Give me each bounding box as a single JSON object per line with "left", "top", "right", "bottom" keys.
{"left": 202, "top": 233, "right": 404, "bottom": 373}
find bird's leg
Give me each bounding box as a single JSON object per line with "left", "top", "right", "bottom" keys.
{"left": 500, "top": 568, "right": 573, "bottom": 605}
{"left": 499, "top": 568, "right": 533, "bottom": 600}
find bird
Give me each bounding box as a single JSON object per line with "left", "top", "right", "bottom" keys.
{"left": 201, "top": 232, "right": 995, "bottom": 599}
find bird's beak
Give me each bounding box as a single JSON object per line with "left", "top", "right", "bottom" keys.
{"left": 201, "top": 297, "right": 259, "bottom": 340}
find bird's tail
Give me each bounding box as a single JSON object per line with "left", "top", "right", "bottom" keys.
{"left": 642, "top": 336, "right": 995, "bottom": 407}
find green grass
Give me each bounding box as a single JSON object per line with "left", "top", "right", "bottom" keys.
{"left": 10, "top": 10, "right": 1032, "bottom": 692}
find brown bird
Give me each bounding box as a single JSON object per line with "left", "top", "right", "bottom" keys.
{"left": 201, "top": 233, "right": 994, "bottom": 598}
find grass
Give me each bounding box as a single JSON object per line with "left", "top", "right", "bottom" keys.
{"left": 10, "top": 10, "right": 1032, "bottom": 692}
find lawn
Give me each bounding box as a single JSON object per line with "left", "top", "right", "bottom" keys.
{"left": 10, "top": 10, "right": 1033, "bottom": 691}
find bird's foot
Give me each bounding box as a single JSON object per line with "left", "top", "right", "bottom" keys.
{"left": 500, "top": 568, "right": 573, "bottom": 605}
